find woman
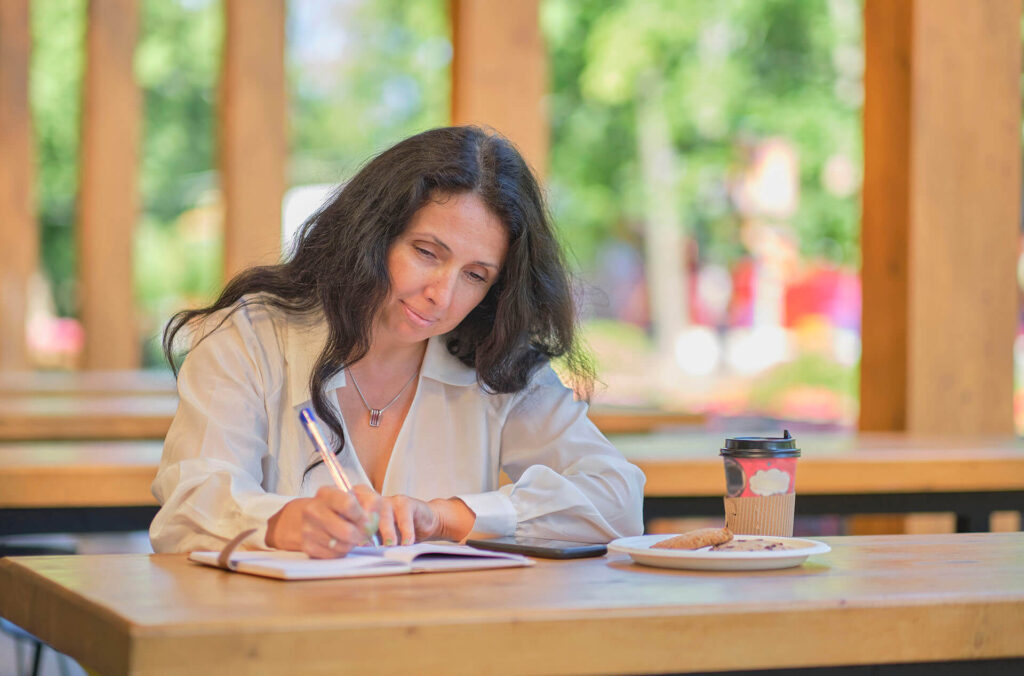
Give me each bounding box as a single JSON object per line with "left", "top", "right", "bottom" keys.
{"left": 150, "top": 126, "right": 645, "bottom": 557}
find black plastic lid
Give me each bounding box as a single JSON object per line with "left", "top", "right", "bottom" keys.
{"left": 719, "top": 430, "right": 801, "bottom": 458}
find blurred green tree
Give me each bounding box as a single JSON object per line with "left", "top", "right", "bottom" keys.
{"left": 31, "top": 0, "right": 85, "bottom": 317}
{"left": 31, "top": 0, "right": 222, "bottom": 323}
{"left": 32, "top": 0, "right": 447, "bottom": 365}
{"left": 32, "top": 0, "right": 859, "bottom": 379}
{"left": 287, "top": 0, "right": 449, "bottom": 185}
{"left": 543, "top": 0, "right": 862, "bottom": 269}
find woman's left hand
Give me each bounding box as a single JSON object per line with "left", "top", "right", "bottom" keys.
{"left": 375, "top": 495, "right": 475, "bottom": 546}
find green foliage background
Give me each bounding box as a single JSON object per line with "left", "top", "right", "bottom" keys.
{"left": 30, "top": 0, "right": 451, "bottom": 364}
{"left": 543, "top": 0, "right": 862, "bottom": 270}
{"left": 31, "top": 0, "right": 84, "bottom": 318}
{"left": 30, "top": 0, "right": 861, "bottom": 377}
{"left": 288, "top": 0, "right": 450, "bottom": 186}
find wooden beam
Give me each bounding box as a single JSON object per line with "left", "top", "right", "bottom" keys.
{"left": 449, "top": 0, "right": 548, "bottom": 179}
{"left": 860, "top": 0, "right": 1020, "bottom": 435}
{"left": 0, "top": 0, "right": 35, "bottom": 370}
{"left": 220, "top": 0, "right": 286, "bottom": 281}
{"left": 856, "top": 0, "right": 1020, "bottom": 535}
{"left": 77, "top": 0, "right": 141, "bottom": 369}
{"left": 860, "top": 0, "right": 912, "bottom": 433}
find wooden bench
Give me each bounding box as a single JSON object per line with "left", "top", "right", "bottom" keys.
{"left": 587, "top": 405, "right": 705, "bottom": 434}
{"left": 0, "top": 440, "right": 161, "bottom": 536}
{"left": 0, "top": 369, "right": 176, "bottom": 397}
{"left": 0, "top": 370, "right": 178, "bottom": 440}
{"left": 0, "top": 370, "right": 705, "bottom": 439}
{"left": 3, "top": 431, "right": 1022, "bottom": 536}
{"left": 0, "top": 394, "right": 177, "bottom": 440}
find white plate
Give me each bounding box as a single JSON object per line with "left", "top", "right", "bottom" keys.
{"left": 607, "top": 534, "right": 831, "bottom": 571}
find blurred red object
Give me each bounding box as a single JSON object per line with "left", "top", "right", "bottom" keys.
{"left": 784, "top": 264, "right": 860, "bottom": 331}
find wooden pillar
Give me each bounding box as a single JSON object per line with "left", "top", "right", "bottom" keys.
{"left": 450, "top": 0, "right": 548, "bottom": 179}
{"left": 860, "top": 0, "right": 1020, "bottom": 436}
{"left": 220, "top": 0, "right": 286, "bottom": 281}
{"left": 78, "top": 0, "right": 141, "bottom": 369}
{"left": 0, "top": 0, "right": 35, "bottom": 370}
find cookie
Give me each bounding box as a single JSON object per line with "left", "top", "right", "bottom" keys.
{"left": 651, "top": 527, "right": 733, "bottom": 550}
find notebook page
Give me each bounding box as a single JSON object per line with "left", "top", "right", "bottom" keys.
{"left": 350, "top": 542, "right": 533, "bottom": 572}
{"left": 188, "top": 549, "right": 409, "bottom": 580}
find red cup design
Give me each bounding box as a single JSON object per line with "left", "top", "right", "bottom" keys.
{"left": 724, "top": 456, "right": 797, "bottom": 498}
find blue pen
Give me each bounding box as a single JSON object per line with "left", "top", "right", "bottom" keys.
{"left": 299, "top": 407, "right": 381, "bottom": 547}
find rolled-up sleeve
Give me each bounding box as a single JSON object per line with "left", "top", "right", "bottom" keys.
{"left": 150, "top": 308, "right": 290, "bottom": 553}
{"left": 465, "top": 367, "right": 646, "bottom": 543}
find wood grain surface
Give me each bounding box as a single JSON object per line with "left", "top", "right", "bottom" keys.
{"left": 0, "top": 370, "right": 176, "bottom": 397}
{"left": 587, "top": 406, "right": 705, "bottom": 434}
{"left": 0, "top": 0, "right": 35, "bottom": 370}
{"left": 220, "top": 0, "right": 286, "bottom": 280}
{"left": 450, "top": 0, "right": 548, "bottom": 177}
{"left": 860, "top": 0, "right": 1020, "bottom": 434}
{"left": 0, "top": 394, "right": 177, "bottom": 440}
{"left": 0, "top": 441, "right": 161, "bottom": 507}
{"left": 2, "top": 432, "right": 1022, "bottom": 509}
{"left": 615, "top": 431, "right": 1024, "bottom": 496}
{"left": 0, "top": 393, "right": 694, "bottom": 441}
{"left": 0, "top": 534, "right": 1021, "bottom": 675}
{"left": 78, "top": 0, "right": 141, "bottom": 369}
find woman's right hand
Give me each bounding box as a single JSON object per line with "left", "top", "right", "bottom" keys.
{"left": 266, "top": 485, "right": 380, "bottom": 558}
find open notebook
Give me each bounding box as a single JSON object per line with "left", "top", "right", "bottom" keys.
{"left": 189, "top": 542, "right": 534, "bottom": 580}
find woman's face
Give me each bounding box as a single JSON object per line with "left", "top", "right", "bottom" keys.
{"left": 379, "top": 192, "right": 509, "bottom": 347}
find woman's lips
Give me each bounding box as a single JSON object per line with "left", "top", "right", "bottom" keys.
{"left": 402, "top": 302, "right": 436, "bottom": 327}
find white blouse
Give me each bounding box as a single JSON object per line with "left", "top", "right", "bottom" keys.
{"left": 150, "top": 299, "right": 646, "bottom": 553}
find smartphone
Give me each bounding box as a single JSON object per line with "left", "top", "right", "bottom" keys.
{"left": 465, "top": 536, "right": 607, "bottom": 559}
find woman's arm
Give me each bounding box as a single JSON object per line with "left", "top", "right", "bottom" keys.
{"left": 150, "top": 306, "right": 292, "bottom": 553}
{"left": 461, "top": 366, "right": 647, "bottom": 543}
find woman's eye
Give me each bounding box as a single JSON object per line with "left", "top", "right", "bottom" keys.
{"left": 414, "top": 246, "right": 436, "bottom": 259}
{"left": 466, "top": 271, "right": 487, "bottom": 283}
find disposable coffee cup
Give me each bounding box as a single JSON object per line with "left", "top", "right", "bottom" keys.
{"left": 720, "top": 430, "right": 801, "bottom": 537}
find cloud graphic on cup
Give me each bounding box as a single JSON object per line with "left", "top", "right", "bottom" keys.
{"left": 748, "top": 468, "right": 791, "bottom": 496}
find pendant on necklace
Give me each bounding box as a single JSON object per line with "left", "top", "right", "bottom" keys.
{"left": 368, "top": 409, "right": 383, "bottom": 427}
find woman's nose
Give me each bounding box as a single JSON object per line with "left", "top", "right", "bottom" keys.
{"left": 424, "top": 271, "right": 456, "bottom": 309}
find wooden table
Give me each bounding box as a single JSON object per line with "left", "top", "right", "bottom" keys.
{"left": 615, "top": 431, "right": 1024, "bottom": 531}
{"left": 0, "top": 533, "right": 1021, "bottom": 675}
{"left": 0, "top": 370, "right": 176, "bottom": 397}
{"left": 0, "top": 441, "right": 161, "bottom": 536}
{"left": 0, "top": 369, "right": 176, "bottom": 441}
{"left": 586, "top": 405, "right": 705, "bottom": 434}
{"left": 0, "top": 441, "right": 161, "bottom": 508}
{"left": 0, "top": 394, "right": 178, "bottom": 440}
{"left": 0, "top": 394, "right": 689, "bottom": 441}
{"left": 3, "top": 432, "right": 1023, "bottom": 534}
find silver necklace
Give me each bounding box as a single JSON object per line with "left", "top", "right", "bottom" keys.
{"left": 347, "top": 367, "right": 418, "bottom": 428}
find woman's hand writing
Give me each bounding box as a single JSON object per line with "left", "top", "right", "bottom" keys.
{"left": 266, "top": 485, "right": 380, "bottom": 558}
{"left": 265, "top": 489, "right": 475, "bottom": 554}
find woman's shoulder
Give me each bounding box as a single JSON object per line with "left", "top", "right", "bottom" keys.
{"left": 200, "top": 293, "right": 297, "bottom": 328}
{"left": 185, "top": 293, "right": 308, "bottom": 355}
{"left": 517, "top": 362, "right": 572, "bottom": 401}
{"left": 494, "top": 362, "right": 572, "bottom": 413}
{"left": 423, "top": 338, "right": 559, "bottom": 389}
{"left": 177, "top": 294, "right": 312, "bottom": 392}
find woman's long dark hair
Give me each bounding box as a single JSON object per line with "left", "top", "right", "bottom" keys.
{"left": 164, "top": 125, "right": 593, "bottom": 465}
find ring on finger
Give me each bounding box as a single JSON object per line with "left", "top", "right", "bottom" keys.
{"left": 328, "top": 537, "right": 338, "bottom": 549}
